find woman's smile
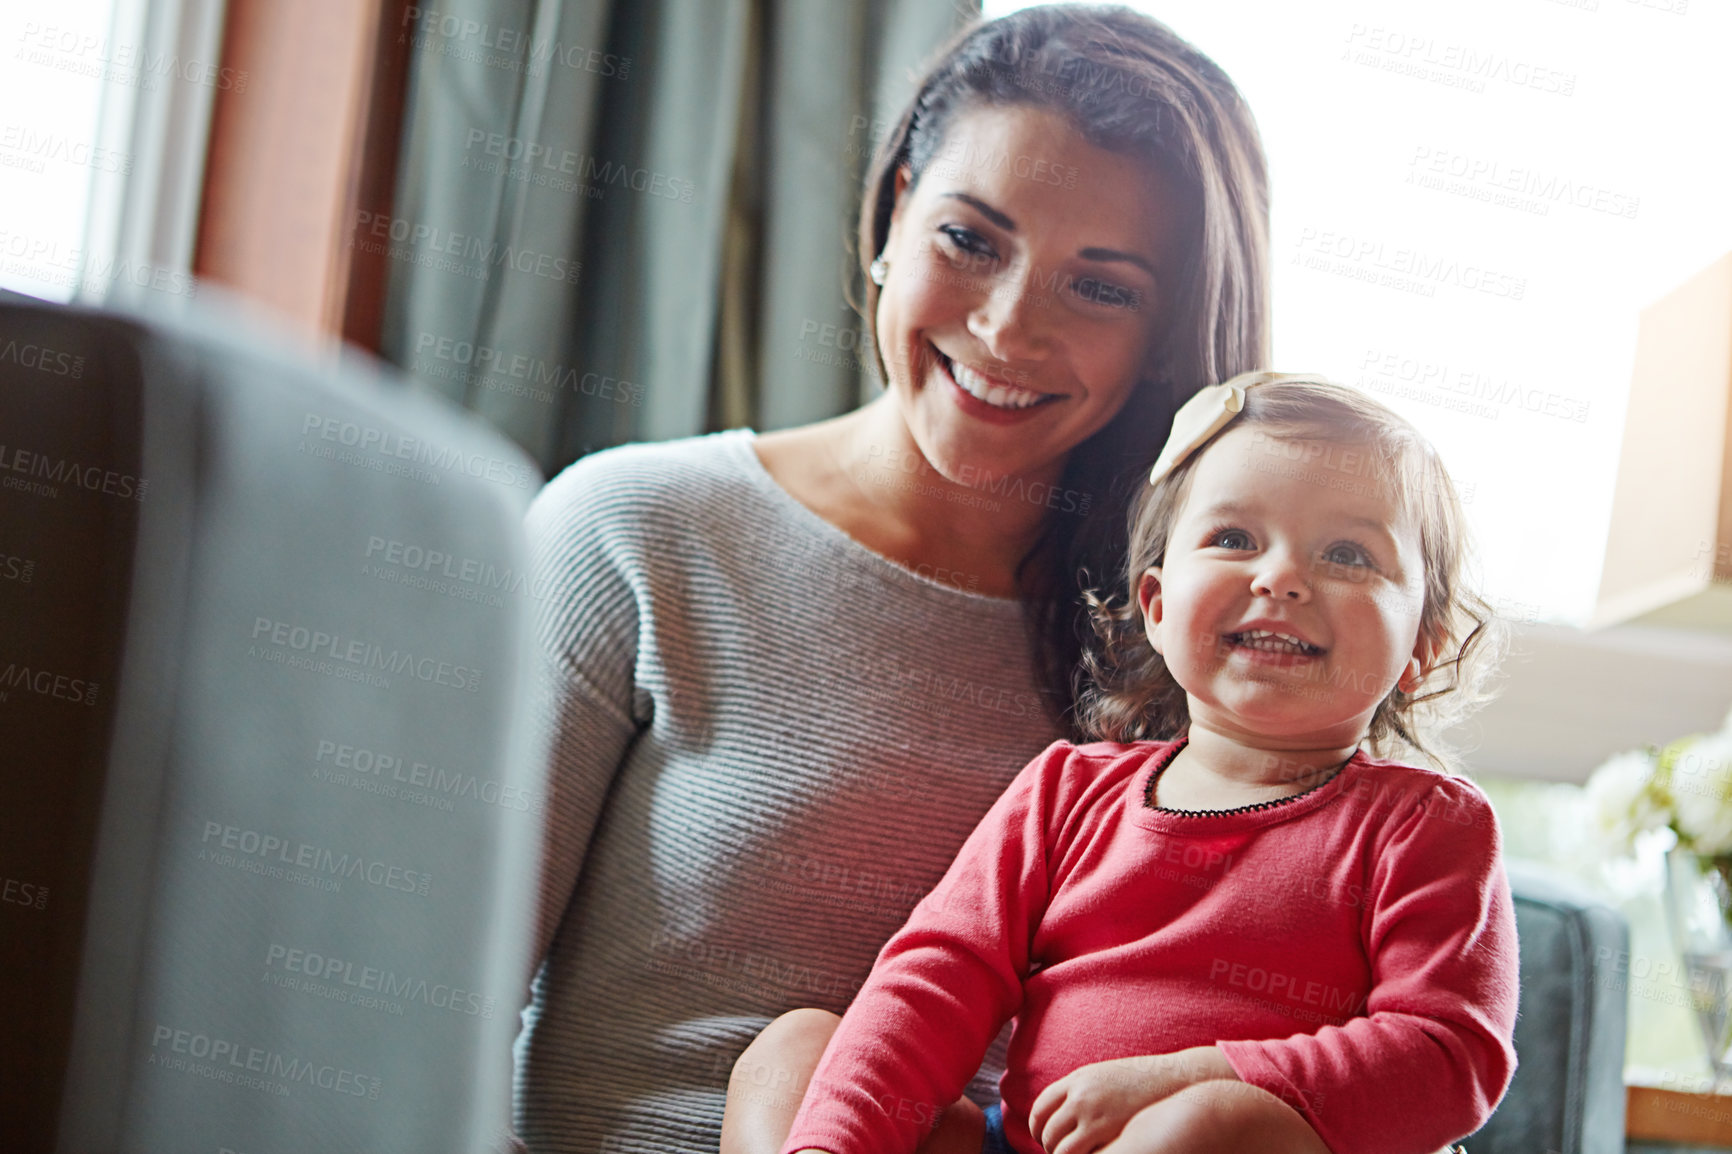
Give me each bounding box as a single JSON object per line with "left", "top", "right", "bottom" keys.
{"left": 933, "top": 347, "right": 1059, "bottom": 422}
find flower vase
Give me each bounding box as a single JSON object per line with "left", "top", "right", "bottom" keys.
{"left": 1665, "top": 847, "right": 1732, "bottom": 1083}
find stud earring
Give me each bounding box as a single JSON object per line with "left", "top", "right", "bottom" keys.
{"left": 869, "top": 257, "right": 889, "bottom": 286}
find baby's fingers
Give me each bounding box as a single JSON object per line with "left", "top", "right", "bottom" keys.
{"left": 1028, "top": 1079, "right": 1074, "bottom": 1152}
{"left": 1049, "top": 1112, "right": 1115, "bottom": 1154}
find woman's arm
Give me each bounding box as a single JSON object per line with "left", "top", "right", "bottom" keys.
{"left": 522, "top": 462, "right": 649, "bottom": 970}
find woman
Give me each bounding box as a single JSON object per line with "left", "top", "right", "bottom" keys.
{"left": 517, "top": 6, "right": 1270, "bottom": 1152}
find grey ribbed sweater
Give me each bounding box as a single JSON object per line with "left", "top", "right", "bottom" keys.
{"left": 516, "top": 429, "right": 1062, "bottom": 1153}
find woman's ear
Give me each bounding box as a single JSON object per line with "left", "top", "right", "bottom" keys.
{"left": 1137, "top": 568, "right": 1165, "bottom": 654}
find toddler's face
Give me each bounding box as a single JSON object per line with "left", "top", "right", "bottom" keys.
{"left": 1139, "top": 425, "right": 1432, "bottom": 750}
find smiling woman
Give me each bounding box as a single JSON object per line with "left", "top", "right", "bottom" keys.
{"left": 520, "top": 6, "right": 1273, "bottom": 1153}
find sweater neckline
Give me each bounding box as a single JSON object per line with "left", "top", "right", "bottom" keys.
{"left": 1127, "top": 739, "right": 1366, "bottom": 834}
{"left": 724, "top": 428, "right": 1024, "bottom": 610}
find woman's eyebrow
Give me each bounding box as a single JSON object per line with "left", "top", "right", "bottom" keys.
{"left": 941, "top": 192, "right": 1015, "bottom": 230}
{"left": 1078, "top": 247, "right": 1156, "bottom": 277}
{"left": 937, "top": 193, "right": 1156, "bottom": 277}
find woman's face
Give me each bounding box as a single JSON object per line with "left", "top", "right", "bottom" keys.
{"left": 876, "top": 103, "right": 1183, "bottom": 488}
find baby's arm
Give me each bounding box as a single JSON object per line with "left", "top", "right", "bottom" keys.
{"left": 1217, "top": 776, "right": 1519, "bottom": 1154}
{"left": 777, "top": 743, "right": 1073, "bottom": 1154}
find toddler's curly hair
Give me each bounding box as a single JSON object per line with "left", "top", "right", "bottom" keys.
{"left": 1076, "top": 376, "right": 1503, "bottom": 771}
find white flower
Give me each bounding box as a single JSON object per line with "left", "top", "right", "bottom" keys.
{"left": 1583, "top": 749, "right": 1669, "bottom": 856}
{"left": 1671, "top": 731, "right": 1732, "bottom": 857}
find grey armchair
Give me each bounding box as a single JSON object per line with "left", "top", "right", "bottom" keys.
{"left": 0, "top": 293, "right": 549, "bottom": 1154}
{"left": 1468, "top": 859, "right": 1631, "bottom": 1153}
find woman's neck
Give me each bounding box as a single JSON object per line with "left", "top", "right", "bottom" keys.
{"left": 757, "top": 397, "right": 1061, "bottom": 597}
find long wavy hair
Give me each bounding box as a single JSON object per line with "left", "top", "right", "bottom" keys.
{"left": 1077, "top": 377, "right": 1504, "bottom": 771}
{"left": 855, "top": 3, "right": 1272, "bottom": 732}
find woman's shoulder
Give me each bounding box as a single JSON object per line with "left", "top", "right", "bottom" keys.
{"left": 525, "top": 429, "right": 772, "bottom": 591}
{"left": 530, "top": 428, "right": 761, "bottom": 524}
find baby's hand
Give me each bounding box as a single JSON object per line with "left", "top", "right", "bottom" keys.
{"left": 1026, "top": 1056, "right": 1168, "bottom": 1154}
{"left": 1027, "top": 1048, "right": 1236, "bottom": 1154}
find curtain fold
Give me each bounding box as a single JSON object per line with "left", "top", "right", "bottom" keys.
{"left": 379, "top": 0, "right": 976, "bottom": 475}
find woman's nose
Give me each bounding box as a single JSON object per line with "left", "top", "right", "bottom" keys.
{"left": 966, "top": 266, "right": 1053, "bottom": 363}
{"left": 1250, "top": 551, "right": 1311, "bottom": 602}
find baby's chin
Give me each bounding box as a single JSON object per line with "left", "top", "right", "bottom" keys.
{"left": 1185, "top": 699, "right": 1378, "bottom": 749}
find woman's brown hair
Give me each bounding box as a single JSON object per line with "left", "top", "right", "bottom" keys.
{"left": 855, "top": 3, "right": 1272, "bottom": 732}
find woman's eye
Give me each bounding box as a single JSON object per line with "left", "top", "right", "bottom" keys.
{"left": 1210, "top": 529, "right": 1254, "bottom": 550}
{"left": 1073, "top": 276, "right": 1142, "bottom": 312}
{"left": 938, "top": 225, "right": 995, "bottom": 260}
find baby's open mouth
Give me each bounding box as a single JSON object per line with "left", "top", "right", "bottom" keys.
{"left": 936, "top": 350, "right": 1056, "bottom": 412}
{"left": 1226, "top": 630, "right": 1323, "bottom": 656}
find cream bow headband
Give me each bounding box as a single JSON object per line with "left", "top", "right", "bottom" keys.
{"left": 1147, "top": 370, "right": 1327, "bottom": 485}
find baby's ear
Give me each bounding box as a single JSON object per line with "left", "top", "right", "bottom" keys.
{"left": 1399, "top": 629, "right": 1445, "bottom": 693}
{"left": 1138, "top": 568, "right": 1165, "bottom": 654}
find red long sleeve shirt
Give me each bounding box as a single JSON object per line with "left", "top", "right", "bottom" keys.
{"left": 781, "top": 739, "right": 1519, "bottom": 1154}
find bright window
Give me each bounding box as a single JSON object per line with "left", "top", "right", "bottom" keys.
{"left": 984, "top": 0, "right": 1732, "bottom": 626}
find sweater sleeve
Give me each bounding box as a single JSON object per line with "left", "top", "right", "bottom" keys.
{"left": 779, "top": 742, "right": 1073, "bottom": 1154}
{"left": 1219, "top": 777, "right": 1520, "bottom": 1154}
{"left": 522, "top": 461, "right": 649, "bottom": 973}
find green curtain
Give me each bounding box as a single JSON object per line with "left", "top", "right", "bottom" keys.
{"left": 379, "top": 0, "right": 977, "bottom": 475}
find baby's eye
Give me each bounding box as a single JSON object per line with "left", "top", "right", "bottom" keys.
{"left": 1073, "top": 276, "right": 1142, "bottom": 313}
{"left": 1210, "top": 528, "right": 1254, "bottom": 550}
{"left": 1321, "top": 543, "right": 1372, "bottom": 568}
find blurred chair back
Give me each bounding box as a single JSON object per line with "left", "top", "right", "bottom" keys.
{"left": 1469, "top": 859, "right": 1630, "bottom": 1153}
{"left": 0, "top": 294, "right": 547, "bottom": 1154}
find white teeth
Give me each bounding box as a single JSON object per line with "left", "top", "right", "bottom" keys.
{"left": 1232, "top": 630, "right": 1319, "bottom": 654}
{"left": 948, "top": 358, "right": 1047, "bottom": 410}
